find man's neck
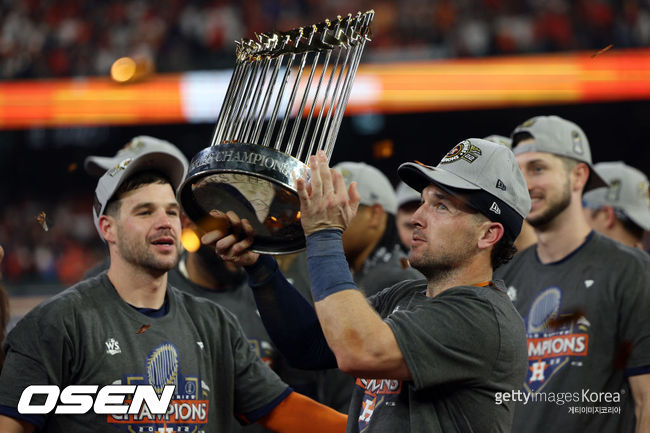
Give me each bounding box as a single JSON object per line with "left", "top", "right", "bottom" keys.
{"left": 606, "top": 223, "right": 642, "bottom": 249}
{"left": 107, "top": 258, "right": 168, "bottom": 309}
{"left": 425, "top": 258, "right": 493, "bottom": 298}
{"left": 534, "top": 203, "right": 592, "bottom": 264}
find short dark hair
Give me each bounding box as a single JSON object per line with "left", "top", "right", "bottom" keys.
{"left": 471, "top": 212, "right": 518, "bottom": 269}
{"left": 594, "top": 208, "right": 646, "bottom": 242}
{"left": 398, "top": 201, "right": 420, "bottom": 213}
{"left": 104, "top": 170, "right": 172, "bottom": 217}
{"left": 491, "top": 234, "right": 518, "bottom": 269}
{"left": 620, "top": 215, "right": 645, "bottom": 241}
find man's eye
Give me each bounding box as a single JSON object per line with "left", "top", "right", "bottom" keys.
{"left": 167, "top": 210, "right": 179, "bottom": 216}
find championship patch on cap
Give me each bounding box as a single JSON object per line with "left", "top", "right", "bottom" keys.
{"left": 107, "top": 158, "right": 133, "bottom": 177}
{"left": 571, "top": 130, "right": 584, "bottom": 155}
{"left": 440, "top": 140, "right": 482, "bottom": 164}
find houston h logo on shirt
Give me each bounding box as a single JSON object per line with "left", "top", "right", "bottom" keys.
{"left": 356, "top": 378, "right": 402, "bottom": 430}
{"left": 523, "top": 287, "right": 590, "bottom": 394}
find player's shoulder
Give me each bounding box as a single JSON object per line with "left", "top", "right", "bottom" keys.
{"left": 372, "top": 277, "right": 427, "bottom": 305}
{"left": 11, "top": 274, "right": 106, "bottom": 332}
{"left": 42, "top": 273, "right": 106, "bottom": 308}
{"left": 167, "top": 283, "right": 240, "bottom": 325}
{"left": 590, "top": 232, "right": 650, "bottom": 269}
{"left": 493, "top": 242, "right": 537, "bottom": 279}
{"left": 438, "top": 282, "right": 509, "bottom": 306}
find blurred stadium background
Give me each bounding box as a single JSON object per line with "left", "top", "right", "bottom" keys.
{"left": 1, "top": 0, "right": 650, "bottom": 322}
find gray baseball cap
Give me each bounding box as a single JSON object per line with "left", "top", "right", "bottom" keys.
{"left": 395, "top": 181, "right": 421, "bottom": 209}
{"left": 511, "top": 115, "right": 607, "bottom": 191}
{"left": 92, "top": 145, "right": 188, "bottom": 238}
{"left": 85, "top": 135, "right": 189, "bottom": 178}
{"left": 582, "top": 161, "right": 650, "bottom": 231}
{"left": 483, "top": 134, "right": 512, "bottom": 149}
{"left": 398, "top": 138, "right": 532, "bottom": 239}
{"left": 334, "top": 161, "right": 398, "bottom": 214}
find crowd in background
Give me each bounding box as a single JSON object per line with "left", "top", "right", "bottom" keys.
{"left": 2, "top": 0, "right": 650, "bottom": 79}
{"left": 0, "top": 197, "right": 104, "bottom": 288}
{"left": 2, "top": 0, "right": 650, "bottom": 288}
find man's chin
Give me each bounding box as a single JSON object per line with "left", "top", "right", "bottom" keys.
{"left": 149, "top": 254, "right": 180, "bottom": 273}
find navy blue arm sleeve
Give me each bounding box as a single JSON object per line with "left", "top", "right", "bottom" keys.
{"left": 0, "top": 405, "right": 45, "bottom": 430}
{"left": 245, "top": 255, "right": 338, "bottom": 370}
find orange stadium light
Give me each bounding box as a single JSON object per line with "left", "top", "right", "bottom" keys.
{"left": 110, "top": 56, "right": 154, "bottom": 84}
{"left": 180, "top": 228, "right": 201, "bottom": 253}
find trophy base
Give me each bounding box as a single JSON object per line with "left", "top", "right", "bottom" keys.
{"left": 178, "top": 142, "right": 308, "bottom": 254}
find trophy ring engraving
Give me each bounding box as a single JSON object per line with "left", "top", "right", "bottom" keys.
{"left": 179, "top": 11, "right": 374, "bottom": 254}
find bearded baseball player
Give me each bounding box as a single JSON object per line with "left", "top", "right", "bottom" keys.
{"left": 205, "top": 139, "right": 531, "bottom": 433}
{"left": 0, "top": 148, "right": 346, "bottom": 433}
{"left": 494, "top": 115, "right": 650, "bottom": 433}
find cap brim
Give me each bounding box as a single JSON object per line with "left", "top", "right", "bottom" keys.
{"left": 585, "top": 168, "right": 608, "bottom": 192}
{"left": 397, "top": 162, "right": 525, "bottom": 239}
{"left": 625, "top": 207, "right": 650, "bottom": 231}
{"left": 84, "top": 156, "right": 118, "bottom": 177}
{"left": 398, "top": 162, "right": 481, "bottom": 194}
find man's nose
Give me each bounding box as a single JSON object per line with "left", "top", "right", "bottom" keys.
{"left": 154, "top": 209, "right": 173, "bottom": 228}
{"left": 410, "top": 205, "right": 424, "bottom": 228}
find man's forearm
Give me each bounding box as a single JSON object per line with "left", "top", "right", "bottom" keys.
{"left": 629, "top": 373, "right": 650, "bottom": 433}
{"left": 306, "top": 230, "right": 410, "bottom": 379}
{"left": 245, "top": 255, "right": 337, "bottom": 369}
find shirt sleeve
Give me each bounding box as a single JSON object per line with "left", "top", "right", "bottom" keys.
{"left": 226, "top": 310, "right": 292, "bottom": 422}
{"left": 0, "top": 304, "right": 76, "bottom": 411}
{"left": 616, "top": 255, "right": 650, "bottom": 371}
{"left": 383, "top": 289, "right": 500, "bottom": 390}
{"left": 246, "top": 255, "right": 337, "bottom": 369}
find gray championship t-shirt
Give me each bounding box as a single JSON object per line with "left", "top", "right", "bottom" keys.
{"left": 0, "top": 273, "right": 288, "bottom": 432}
{"left": 168, "top": 263, "right": 322, "bottom": 421}
{"left": 346, "top": 279, "right": 528, "bottom": 433}
{"left": 321, "top": 244, "right": 424, "bottom": 414}
{"left": 495, "top": 232, "right": 650, "bottom": 433}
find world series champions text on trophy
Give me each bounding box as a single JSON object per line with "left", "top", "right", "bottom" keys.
{"left": 179, "top": 11, "right": 374, "bottom": 254}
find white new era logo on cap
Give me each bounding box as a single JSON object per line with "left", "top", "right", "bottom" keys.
{"left": 490, "top": 202, "right": 501, "bottom": 214}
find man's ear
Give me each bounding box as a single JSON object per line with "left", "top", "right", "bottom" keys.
{"left": 180, "top": 211, "right": 194, "bottom": 229}
{"left": 571, "top": 163, "right": 590, "bottom": 193}
{"left": 98, "top": 214, "right": 117, "bottom": 244}
{"left": 368, "top": 204, "right": 387, "bottom": 228}
{"left": 601, "top": 205, "right": 617, "bottom": 229}
{"left": 478, "top": 221, "right": 504, "bottom": 250}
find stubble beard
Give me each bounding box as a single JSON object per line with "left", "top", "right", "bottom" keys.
{"left": 117, "top": 228, "right": 180, "bottom": 273}
{"left": 409, "top": 238, "right": 476, "bottom": 284}
{"left": 526, "top": 178, "right": 571, "bottom": 229}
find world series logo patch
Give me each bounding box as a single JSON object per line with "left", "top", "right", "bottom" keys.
{"left": 440, "top": 140, "right": 482, "bottom": 164}
{"left": 523, "top": 288, "right": 590, "bottom": 394}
